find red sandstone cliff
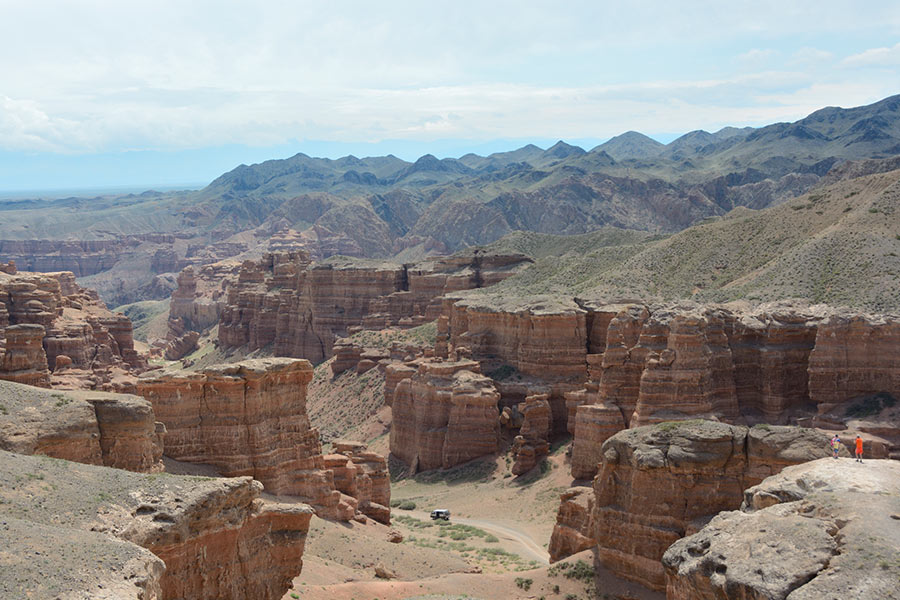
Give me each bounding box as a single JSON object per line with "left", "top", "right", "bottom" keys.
{"left": 137, "top": 357, "right": 389, "bottom": 522}
{"left": 212, "top": 250, "right": 531, "bottom": 363}
{"left": 550, "top": 421, "right": 835, "bottom": 591}
{"left": 0, "top": 270, "right": 147, "bottom": 391}
{"left": 390, "top": 356, "right": 501, "bottom": 472}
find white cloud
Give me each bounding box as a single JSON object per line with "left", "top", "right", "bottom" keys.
{"left": 0, "top": 1, "right": 898, "bottom": 154}
{"left": 841, "top": 42, "right": 900, "bottom": 67}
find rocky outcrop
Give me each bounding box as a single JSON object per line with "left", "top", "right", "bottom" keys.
{"left": 664, "top": 458, "right": 900, "bottom": 600}
{"left": 577, "top": 421, "right": 834, "bottom": 591}
{"left": 137, "top": 359, "right": 336, "bottom": 509}
{"left": 216, "top": 251, "right": 530, "bottom": 364}
{"left": 163, "top": 330, "right": 199, "bottom": 360}
{"left": 137, "top": 357, "right": 383, "bottom": 521}
{"left": 0, "top": 324, "right": 50, "bottom": 386}
{"left": 511, "top": 393, "right": 552, "bottom": 475}
{"left": 548, "top": 487, "right": 596, "bottom": 562}
{"left": 324, "top": 440, "right": 392, "bottom": 524}
{"left": 167, "top": 263, "right": 237, "bottom": 338}
{"left": 390, "top": 357, "right": 501, "bottom": 471}
{"left": 566, "top": 386, "right": 626, "bottom": 480}
{"left": 0, "top": 270, "right": 147, "bottom": 391}
{"left": 630, "top": 308, "right": 740, "bottom": 426}
{"left": 0, "top": 449, "right": 313, "bottom": 600}
{"left": 0, "top": 379, "right": 164, "bottom": 472}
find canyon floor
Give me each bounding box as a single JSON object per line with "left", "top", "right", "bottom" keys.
{"left": 284, "top": 449, "right": 662, "bottom": 600}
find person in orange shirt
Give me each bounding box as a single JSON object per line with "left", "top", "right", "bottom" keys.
{"left": 855, "top": 435, "right": 864, "bottom": 463}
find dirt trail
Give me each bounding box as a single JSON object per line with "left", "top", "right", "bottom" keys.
{"left": 420, "top": 512, "right": 551, "bottom": 565}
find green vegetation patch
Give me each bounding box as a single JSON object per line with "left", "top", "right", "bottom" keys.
{"left": 845, "top": 392, "right": 897, "bottom": 418}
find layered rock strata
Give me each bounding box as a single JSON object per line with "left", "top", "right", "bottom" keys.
{"left": 0, "top": 379, "right": 164, "bottom": 472}
{"left": 0, "top": 270, "right": 147, "bottom": 391}
{"left": 511, "top": 393, "right": 552, "bottom": 475}
{"left": 137, "top": 358, "right": 346, "bottom": 515}
{"left": 664, "top": 458, "right": 900, "bottom": 600}
{"left": 215, "top": 251, "right": 530, "bottom": 364}
{"left": 560, "top": 421, "right": 835, "bottom": 591}
{"left": 0, "top": 450, "right": 313, "bottom": 600}
{"left": 324, "top": 440, "right": 392, "bottom": 524}
{"left": 390, "top": 357, "right": 501, "bottom": 471}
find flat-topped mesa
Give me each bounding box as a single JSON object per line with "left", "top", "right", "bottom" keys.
{"left": 215, "top": 250, "right": 531, "bottom": 364}
{"left": 390, "top": 357, "right": 501, "bottom": 471}
{"left": 578, "top": 421, "right": 835, "bottom": 591}
{"left": 0, "top": 379, "right": 164, "bottom": 472}
{"left": 0, "top": 450, "right": 313, "bottom": 600}
{"left": 0, "top": 239, "right": 132, "bottom": 277}
{"left": 0, "top": 270, "right": 147, "bottom": 391}
{"left": 445, "top": 295, "right": 589, "bottom": 381}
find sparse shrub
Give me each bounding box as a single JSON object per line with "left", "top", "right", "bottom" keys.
{"left": 515, "top": 577, "right": 533, "bottom": 590}
{"left": 484, "top": 534, "right": 499, "bottom": 543}
{"left": 398, "top": 501, "right": 417, "bottom": 510}
{"left": 389, "top": 499, "right": 401, "bottom": 508}
{"left": 487, "top": 364, "right": 517, "bottom": 381}
{"left": 845, "top": 392, "right": 896, "bottom": 417}
{"left": 553, "top": 584, "right": 560, "bottom": 594}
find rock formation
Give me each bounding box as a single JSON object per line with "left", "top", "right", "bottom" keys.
{"left": 0, "top": 324, "right": 50, "bottom": 386}
{"left": 137, "top": 357, "right": 387, "bottom": 522}
{"left": 511, "top": 393, "right": 552, "bottom": 474}
{"left": 323, "top": 440, "right": 392, "bottom": 524}
{"left": 163, "top": 330, "right": 200, "bottom": 360}
{"left": 553, "top": 421, "right": 835, "bottom": 591}
{"left": 808, "top": 313, "right": 900, "bottom": 415}
{"left": 0, "top": 379, "right": 164, "bottom": 472}
{"left": 390, "top": 357, "right": 501, "bottom": 471}
{"left": 0, "top": 450, "right": 313, "bottom": 600}
{"left": 547, "top": 487, "right": 597, "bottom": 562}
{"left": 664, "top": 458, "right": 900, "bottom": 600}
{"left": 214, "top": 250, "right": 530, "bottom": 364}
{"left": 0, "top": 269, "right": 147, "bottom": 391}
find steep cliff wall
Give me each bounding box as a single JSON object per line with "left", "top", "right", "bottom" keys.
{"left": 216, "top": 251, "right": 531, "bottom": 364}
{"left": 390, "top": 357, "right": 501, "bottom": 471}
{"left": 572, "top": 421, "right": 835, "bottom": 591}
{"left": 137, "top": 357, "right": 386, "bottom": 521}
{"left": 0, "top": 450, "right": 312, "bottom": 600}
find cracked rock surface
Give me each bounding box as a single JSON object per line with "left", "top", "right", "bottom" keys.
{"left": 663, "top": 457, "right": 900, "bottom": 599}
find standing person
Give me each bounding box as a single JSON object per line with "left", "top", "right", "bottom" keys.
{"left": 855, "top": 435, "right": 864, "bottom": 463}
{"left": 831, "top": 434, "right": 841, "bottom": 459}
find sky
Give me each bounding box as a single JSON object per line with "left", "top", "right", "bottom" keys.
{"left": 1, "top": 0, "right": 899, "bottom": 193}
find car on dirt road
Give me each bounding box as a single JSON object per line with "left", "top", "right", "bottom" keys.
{"left": 430, "top": 509, "right": 450, "bottom": 521}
